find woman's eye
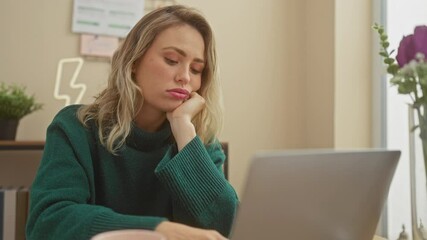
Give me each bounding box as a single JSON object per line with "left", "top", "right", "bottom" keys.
{"left": 191, "top": 68, "right": 202, "bottom": 75}
{"left": 165, "top": 58, "right": 178, "bottom": 65}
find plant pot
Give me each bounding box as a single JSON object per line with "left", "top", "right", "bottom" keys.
{"left": 0, "top": 119, "right": 19, "bottom": 140}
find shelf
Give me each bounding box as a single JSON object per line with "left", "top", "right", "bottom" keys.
{"left": 0, "top": 141, "right": 45, "bottom": 150}
{"left": 0, "top": 141, "right": 45, "bottom": 187}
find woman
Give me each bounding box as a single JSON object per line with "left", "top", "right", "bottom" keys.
{"left": 26, "top": 5, "right": 238, "bottom": 240}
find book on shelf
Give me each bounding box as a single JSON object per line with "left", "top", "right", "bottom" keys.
{"left": 0, "top": 188, "right": 3, "bottom": 240}
{"left": 1, "top": 187, "right": 30, "bottom": 240}
{"left": 15, "top": 187, "right": 29, "bottom": 240}
{"left": 3, "top": 187, "right": 17, "bottom": 240}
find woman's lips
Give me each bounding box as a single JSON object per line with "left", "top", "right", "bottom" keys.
{"left": 167, "top": 88, "right": 189, "bottom": 100}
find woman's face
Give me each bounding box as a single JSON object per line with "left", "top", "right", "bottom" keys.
{"left": 134, "top": 24, "right": 205, "bottom": 116}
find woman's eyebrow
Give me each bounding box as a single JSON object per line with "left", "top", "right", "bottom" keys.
{"left": 163, "top": 46, "right": 205, "bottom": 63}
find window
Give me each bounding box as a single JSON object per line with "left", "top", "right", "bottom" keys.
{"left": 374, "top": 0, "right": 427, "bottom": 238}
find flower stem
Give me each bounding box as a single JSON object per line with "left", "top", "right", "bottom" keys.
{"left": 417, "top": 106, "right": 427, "bottom": 178}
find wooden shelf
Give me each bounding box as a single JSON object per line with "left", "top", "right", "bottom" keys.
{"left": 0, "top": 141, "right": 45, "bottom": 150}
{"left": 0, "top": 141, "right": 45, "bottom": 187}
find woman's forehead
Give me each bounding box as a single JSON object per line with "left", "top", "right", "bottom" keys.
{"left": 152, "top": 24, "right": 205, "bottom": 59}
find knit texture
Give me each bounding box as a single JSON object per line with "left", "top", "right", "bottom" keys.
{"left": 26, "top": 105, "right": 238, "bottom": 240}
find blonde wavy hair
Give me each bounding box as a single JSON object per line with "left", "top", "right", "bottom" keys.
{"left": 78, "top": 5, "right": 223, "bottom": 154}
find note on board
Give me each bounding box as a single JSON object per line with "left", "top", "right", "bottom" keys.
{"left": 72, "top": 0, "right": 145, "bottom": 38}
{"left": 80, "top": 34, "right": 119, "bottom": 58}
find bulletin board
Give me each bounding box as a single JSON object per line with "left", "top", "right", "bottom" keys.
{"left": 74, "top": 0, "right": 177, "bottom": 59}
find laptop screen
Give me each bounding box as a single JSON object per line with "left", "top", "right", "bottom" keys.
{"left": 230, "top": 150, "right": 400, "bottom": 240}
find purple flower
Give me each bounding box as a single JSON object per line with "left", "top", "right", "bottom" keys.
{"left": 396, "top": 25, "right": 427, "bottom": 67}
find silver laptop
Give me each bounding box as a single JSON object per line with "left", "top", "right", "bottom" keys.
{"left": 230, "top": 149, "right": 400, "bottom": 240}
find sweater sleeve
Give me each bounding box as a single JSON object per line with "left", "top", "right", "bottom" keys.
{"left": 154, "top": 137, "right": 239, "bottom": 237}
{"left": 26, "top": 107, "right": 167, "bottom": 240}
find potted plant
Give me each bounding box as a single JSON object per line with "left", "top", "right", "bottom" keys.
{"left": 0, "top": 83, "right": 43, "bottom": 140}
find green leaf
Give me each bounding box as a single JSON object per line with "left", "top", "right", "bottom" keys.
{"left": 416, "top": 63, "right": 427, "bottom": 79}
{"left": 387, "top": 64, "right": 399, "bottom": 75}
{"left": 384, "top": 58, "right": 395, "bottom": 64}
{"left": 0, "top": 83, "right": 43, "bottom": 120}
{"left": 397, "top": 81, "right": 417, "bottom": 94}
{"left": 382, "top": 42, "right": 390, "bottom": 48}
{"left": 379, "top": 51, "right": 388, "bottom": 57}
{"left": 372, "top": 23, "right": 380, "bottom": 30}
{"left": 390, "top": 76, "right": 402, "bottom": 84}
{"left": 380, "top": 34, "right": 388, "bottom": 41}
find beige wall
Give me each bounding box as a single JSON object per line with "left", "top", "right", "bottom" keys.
{"left": 0, "top": 0, "right": 372, "bottom": 195}
{"left": 334, "top": 1, "right": 372, "bottom": 148}
{"left": 304, "top": 0, "right": 372, "bottom": 149}
{"left": 304, "top": 0, "right": 335, "bottom": 148}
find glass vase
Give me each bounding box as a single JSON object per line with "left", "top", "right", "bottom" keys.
{"left": 408, "top": 105, "right": 427, "bottom": 240}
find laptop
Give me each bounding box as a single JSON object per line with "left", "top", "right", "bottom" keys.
{"left": 230, "top": 149, "right": 400, "bottom": 240}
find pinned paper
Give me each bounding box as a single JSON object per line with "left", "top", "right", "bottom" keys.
{"left": 80, "top": 34, "right": 119, "bottom": 58}
{"left": 72, "top": 0, "right": 145, "bottom": 38}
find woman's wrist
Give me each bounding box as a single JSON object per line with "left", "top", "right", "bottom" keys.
{"left": 169, "top": 117, "right": 196, "bottom": 151}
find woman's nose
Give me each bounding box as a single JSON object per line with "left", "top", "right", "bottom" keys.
{"left": 175, "top": 66, "right": 191, "bottom": 84}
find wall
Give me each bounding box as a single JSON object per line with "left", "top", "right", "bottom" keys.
{"left": 334, "top": 1, "right": 372, "bottom": 148}
{"left": 0, "top": 0, "right": 372, "bottom": 196}
{"left": 304, "top": 0, "right": 335, "bottom": 148}
{"left": 303, "top": 0, "right": 372, "bottom": 149}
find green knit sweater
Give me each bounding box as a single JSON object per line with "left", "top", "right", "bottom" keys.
{"left": 26, "top": 105, "right": 238, "bottom": 240}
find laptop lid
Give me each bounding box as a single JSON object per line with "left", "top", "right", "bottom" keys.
{"left": 230, "top": 149, "right": 400, "bottom": 240}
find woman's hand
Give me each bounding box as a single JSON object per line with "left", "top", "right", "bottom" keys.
{"left": 155, "top": 221, "right": 228, "bottom": 240}
{"left": 167, "top": 92, "right": 205, "bottom": 122}
{"left": 167, "top": 92, "right": 205, "bottom": 151}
